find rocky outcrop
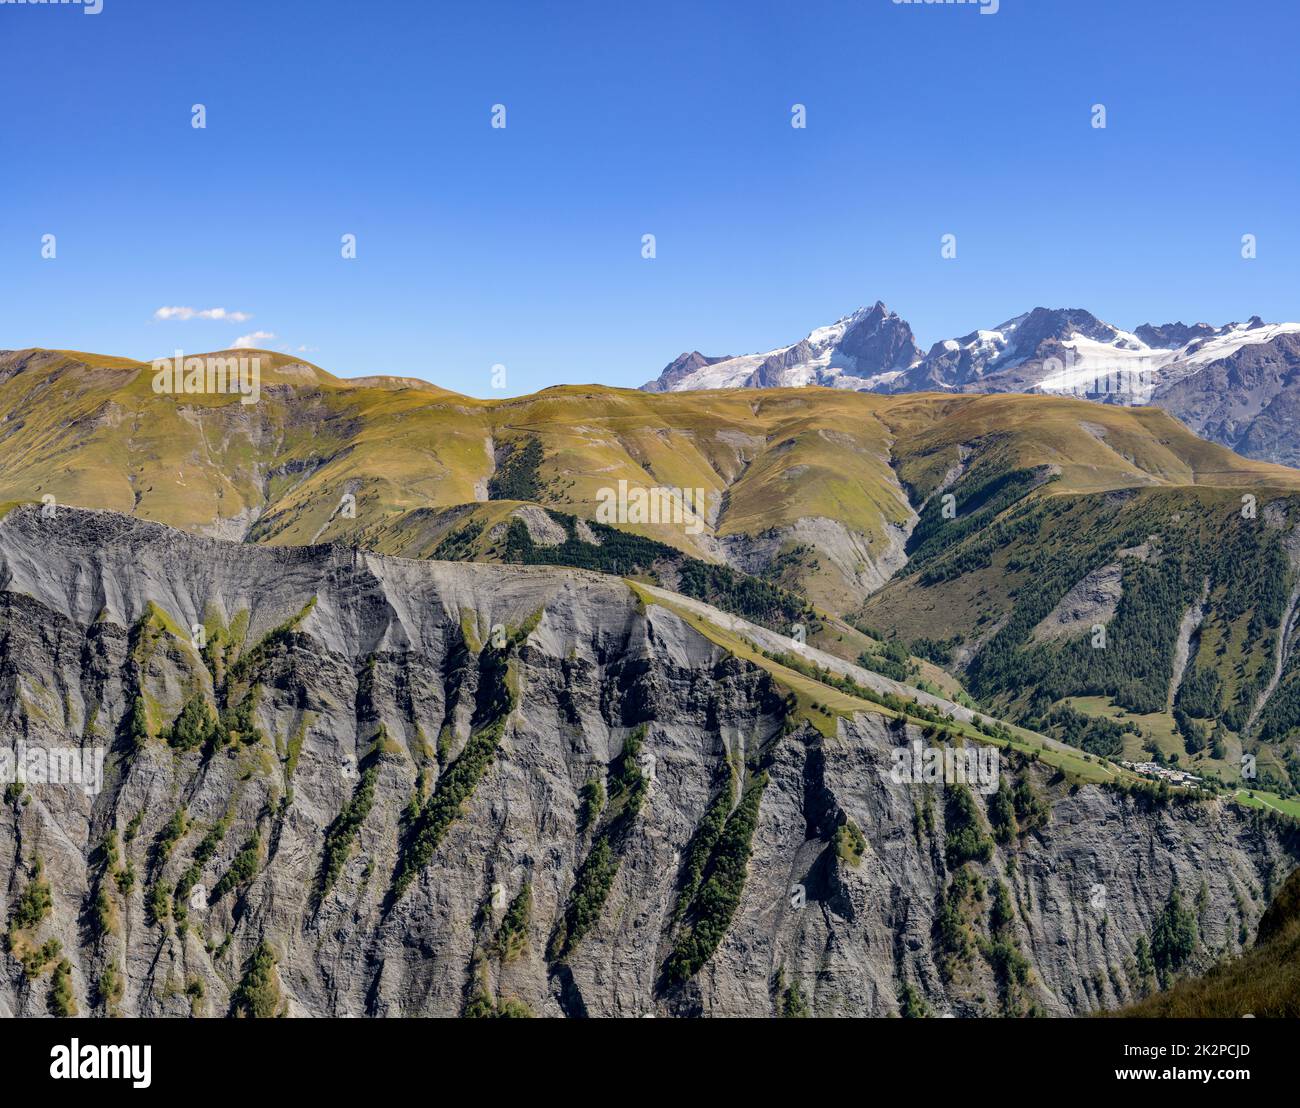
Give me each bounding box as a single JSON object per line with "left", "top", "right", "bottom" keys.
{"left": 509, "top": 505, "right": 567, "bottom": 546}
{"left": 1030, "top": 563, "right": 1124, "bottom": 645}
{"left": 1028, "top": 544, "right": 1153, "bottom": 647}
{"left": 1152, "top": 333, "right": 1300, "bottom": 469}
{"left": 0, "top": 507, "right": 1294, "bottom": 1018}
{"left": 717, "top": 514, "right": 912, "bottom": 609}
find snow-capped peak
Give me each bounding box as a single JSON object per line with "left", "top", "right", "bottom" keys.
{"left": 640, "top": 301, "right": 922, "bottom": 392}
{"left": 641, "top": 302, "right": 1300, "bottom": 403}
{"left": 1034, "top": 318, "right": 1300, "bottom": 401}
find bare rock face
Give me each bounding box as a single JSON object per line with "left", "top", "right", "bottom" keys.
{"left": 1029, "top": 542, "right": 1156, "bottom": 646}
{"left": 717, "top": 513, "right": 913, "bottom": 611}
{"left": 0, "top": 507, "right": 1294, "bottom": 1018}
{"left": 510, "top": 505, "right": 567, "bottom": 546}
{"left": 1152, "top": 333, "right": 1300, "bottom": 469}
{"left": 1030, "top": 564, "right": 1125, "bottom": 644}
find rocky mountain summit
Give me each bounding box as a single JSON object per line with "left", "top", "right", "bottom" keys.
{"left": 641, "top": 302, "right": 922, "bottom": 392}
{"left": 641, "top": 304, "right": 1300, "bottom": 467}
{"left": 2, "top": 506, "right": 1294, "bottom": 1017}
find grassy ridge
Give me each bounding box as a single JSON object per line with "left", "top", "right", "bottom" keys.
{"left": 4, "top": 348, "right": 1296, "bottom": 613}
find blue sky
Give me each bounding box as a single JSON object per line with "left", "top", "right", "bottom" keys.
{"left": 1, "top": 0, "right": 1297, "bottom": 395}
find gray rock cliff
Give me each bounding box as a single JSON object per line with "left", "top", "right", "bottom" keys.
{"left": 0, "top": 507, "right": 1292, "bottom": 1017}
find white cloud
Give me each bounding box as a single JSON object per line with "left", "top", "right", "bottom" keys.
{"left": 233, "top": 331, "right": 276, "bottom": 349}
{"left": 154, "top": 306, "right": 252, "bottom": 323}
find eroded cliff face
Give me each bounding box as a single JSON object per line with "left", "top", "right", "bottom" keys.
{"left": 0, "top": 507, "right": 1293, "bottom": 1017}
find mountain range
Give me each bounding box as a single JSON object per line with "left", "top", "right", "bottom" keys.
{"left": 2, "top": 342, "right": 1300, "bottom": 1018}
{"left": 642, "top": 303, "right": 1300, "bottom": 468}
